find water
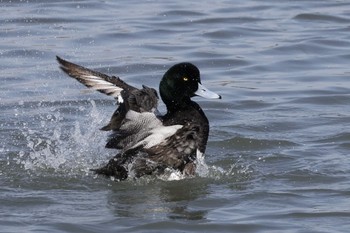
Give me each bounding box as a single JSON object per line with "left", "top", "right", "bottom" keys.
{"left": 1, "top": 0, "right": 350, "bottom": 232}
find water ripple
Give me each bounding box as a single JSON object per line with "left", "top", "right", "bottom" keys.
{"left": 2, "top": 0, "right": 350, "bottom": 232}
{"left": 294, "top": 13, "right": 350, "bottom": 23}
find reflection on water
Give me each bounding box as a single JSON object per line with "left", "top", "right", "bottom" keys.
{"left": 106, "top": 179, "right": 210, "bottom": 220}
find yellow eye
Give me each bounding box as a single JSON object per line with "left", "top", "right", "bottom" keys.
{"left": 183, "top": 77, "right": 188, "bottom": 81}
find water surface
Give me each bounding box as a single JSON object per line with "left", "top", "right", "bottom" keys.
{"left": 1, "top": 1, "right": 350, "bottom": 232}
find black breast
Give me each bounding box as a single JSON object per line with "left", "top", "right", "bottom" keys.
{"left": 162, "top": 101, "right": 209, "bottom": 154}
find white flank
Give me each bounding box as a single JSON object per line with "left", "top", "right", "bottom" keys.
{"left": 142, "top": 124, "right": 183, "bottom": 149}
{"left": 123, "top": 110, "right": 183, "bottom": 149}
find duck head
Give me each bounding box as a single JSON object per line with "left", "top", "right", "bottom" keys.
{"left": 159, "top": 62, "right": 221, "bottom": 109}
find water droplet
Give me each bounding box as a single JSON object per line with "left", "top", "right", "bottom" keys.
{"left": 19, "top": 151, "right": 25, "bottom": 158}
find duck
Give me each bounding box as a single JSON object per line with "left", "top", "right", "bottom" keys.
{"left": 56, "top": 56, "right": 221, "bottom": 180}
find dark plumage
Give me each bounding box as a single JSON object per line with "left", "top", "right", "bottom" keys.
{"left": 57, "top": 56, "right": 221, "bottom": 180}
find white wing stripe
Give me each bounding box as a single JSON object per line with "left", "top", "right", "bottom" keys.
{"left": 78, "top": 74, "right": 123, "bottom": 97}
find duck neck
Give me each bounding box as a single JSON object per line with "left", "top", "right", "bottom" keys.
{"left": 159, "top": 87, "right": 188, "bottom": 112}
{"left": 163, "top": 95, "right": 191, "bottom": 113}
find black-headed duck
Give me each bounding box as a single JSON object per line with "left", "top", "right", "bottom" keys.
{"left": 57, "top": 56, "right": 221, "bottom": 181}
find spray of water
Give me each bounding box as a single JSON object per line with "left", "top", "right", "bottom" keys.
{"left": 16, "top": 100, "right": 108, "bottom": 177}
{"left": 14, "top": 100, "right": 245, "bottom": 181}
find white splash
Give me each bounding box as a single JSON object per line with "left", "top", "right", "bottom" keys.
{"left": 18, "top": 100, "right": 109, "bottom": 176}
{"left": 13, "top": 100, "right": 248, "bottom": 181}
{"left": 195, "top": 149, "right": 210, "bottom": 177}
{"left": 158, "top": 168, "right": 186, "bottom": 181}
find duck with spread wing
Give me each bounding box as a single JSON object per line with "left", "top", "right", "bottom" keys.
{"left": 57, "top": 56, "right": 221, "bottom": 180}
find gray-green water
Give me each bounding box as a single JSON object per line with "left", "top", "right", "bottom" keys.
{"left": 1, "top": 1, "right": 350, "bottom": 232}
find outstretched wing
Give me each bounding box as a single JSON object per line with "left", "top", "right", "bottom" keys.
{"left": 57, "top": 56, "right": 180, "bottom": 152}
{"left": 57, "top": 56, "right": 136, "bottom": 102}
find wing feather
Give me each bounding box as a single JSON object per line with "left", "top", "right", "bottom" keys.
{"left": 116, "top": 110, "right": 182, "bottom": 152}
{"left": 56, "top": 56, "right": 136, "bottom": 100}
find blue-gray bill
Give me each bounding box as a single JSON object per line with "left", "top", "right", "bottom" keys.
{"left": 195, "top": 83, "right": 222, "bottom": 99}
